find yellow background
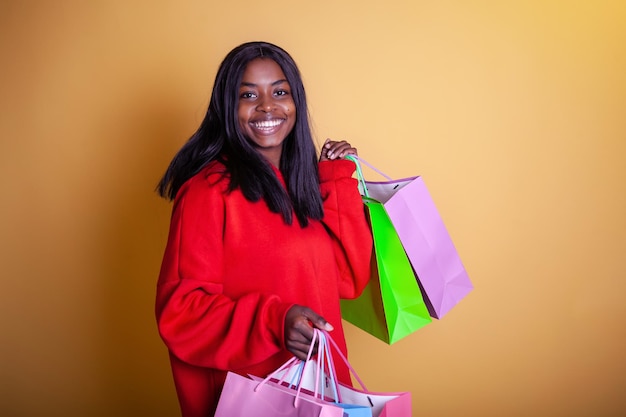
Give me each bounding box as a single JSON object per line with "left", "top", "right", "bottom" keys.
{"left": 1, "top": 1, "right": 625, "bottom": 416}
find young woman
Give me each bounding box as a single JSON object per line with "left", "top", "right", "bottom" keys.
{"left": 156, "top": 41, "right": 373, "bottom": 417}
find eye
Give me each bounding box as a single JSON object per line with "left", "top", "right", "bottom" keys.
{"left": 275, "top": 89, "right": 290, "bottom": 97}
{"left": 240, "top": 91, "right": 257, "bottom": 99}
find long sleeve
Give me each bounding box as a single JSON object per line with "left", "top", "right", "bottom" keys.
{"left": 156, "top": 170, "right": 292, "bottom": 371}
{"left": 155, "top": 160, "right": 373, "bottom": 417}
{"left": 318, "top": 159, "right": 373, "bottom": 299}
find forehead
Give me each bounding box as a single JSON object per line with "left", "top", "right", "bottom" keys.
{"left": 241, "top": 58, "right": 288, "bottom": 83}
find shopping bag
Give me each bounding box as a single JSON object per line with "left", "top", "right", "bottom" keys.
{"left": 304, "top": 331, "right": 372, "bottom": 417}
{"left": 214, "top": 371, "right": 343, "bottom": 417}
{"left": 321, "top": 330, "right": 411, "bottom": 417}
{"left": 264, "top": 360, "right": 372, "bottom": 417}
{"left": 252, "top": 372, "right": 372, "bottom": 417}
{"left": 264, "top": 329, "right": 412, "bottom": 417}
{"left": 352, "top": 156, "right": 473, "bottom": 319}
{"left": 216, "top": 331, "right": 371, "bottom": 417}
{"left": 341, "top": 158, "right": 432, "bottom": 344}
{"left": 273, "top": 330, "right": 412, "bottom": 417}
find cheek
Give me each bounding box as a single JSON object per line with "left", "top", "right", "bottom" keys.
{"left": 287, "top": 111, "right": 297, "bottom": 132}
{"left": 237, "top": 105, "right": 251, "bottom": 126}
{"left": 290, "top": 107, "right": 297, "bottom": 126}
{"left": 237, "top": 103, "right": 245, "bottom": 116}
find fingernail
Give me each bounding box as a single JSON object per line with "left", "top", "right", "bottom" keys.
{"left": 325, "top": 323, "right": 334, "bottom": 331}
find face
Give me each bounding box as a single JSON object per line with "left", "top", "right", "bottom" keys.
{"left": 237, "top": 58, "right": 296, "bottom": 167}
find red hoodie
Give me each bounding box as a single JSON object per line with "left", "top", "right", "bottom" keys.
{"left": 156, "top": 159, "right": 373, "bottom": 417}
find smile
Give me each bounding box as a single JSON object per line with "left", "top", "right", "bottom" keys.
{"left": 251, "top": 119, "right": 284, "bottom": 130}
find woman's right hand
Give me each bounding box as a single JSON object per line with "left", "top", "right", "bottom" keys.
{"left": 284, "top": 305, "right": 334, "bottom": 360}
{"left": 319, "top": 138, "right": 358, "bottom": 162}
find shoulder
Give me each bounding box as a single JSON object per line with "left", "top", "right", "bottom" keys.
{"left": 174, "top": 161, "right": 230, "bottom": 204}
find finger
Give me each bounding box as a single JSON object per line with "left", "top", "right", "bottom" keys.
{"left": 286, "top": 340, "right": 313, "bottom": 360}
{"left": 301, "top": 309, "right": 334, "bottom": 332}
{"left": 326, "top": 140, "right": 347, "bottom": 151}
{"left": 285, "top": 326, "right": 319, "bottom": 360}
{"left": 286, "top": 342, "right": 311, "bottom": 360}
{"left": 328, "top": 146, "right": 356, "bottom": 159}
{"left": 325, "top": 143, "right": 343, "bottom": 160}
{"left": 338, "top": 146, "right": 357, "bottom": 158}
{"left": 320, "top": 139, "right": 334, "bottom": 161}
{"left": 326, "top": 141, "right": 356, "bottom": 159}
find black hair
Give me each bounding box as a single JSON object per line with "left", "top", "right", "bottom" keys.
{"left": 157, "top": 41, "right": 323, "bottom": 227}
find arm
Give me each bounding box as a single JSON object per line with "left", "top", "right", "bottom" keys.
{"left": 318, "top": 140, "right": 373, "bottom": 299}
{"left": 155, "top": 176, "right": 291, "bottom": 371}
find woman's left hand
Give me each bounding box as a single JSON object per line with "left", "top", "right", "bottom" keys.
{"left": 319, "top": 138, "right": 357, "bottom": 162}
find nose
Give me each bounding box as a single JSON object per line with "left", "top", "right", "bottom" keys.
{"left": 256, "top": 96, "right": 276, "bottom": 112}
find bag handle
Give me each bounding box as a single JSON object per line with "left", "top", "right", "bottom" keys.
{"left": 345, "top": 155, "right": 393, "bottom": 199}
{"left": 320, "top": 331, "right": 343, "bottom": 402}
{"left": 317, "top": 331, "right": 376, "bottom": 409}
{"left": 345, "top": 154, "right": 369, "bottom": 198}
{"left": 256, "top": 330, "right": 320, "bottom": 407}
{"left": 345, "top": 155, "right": 393, "bottom": 180}
{"left": 319, "top": 329, "right": 369, "bottom": 392}
{"left": 295, "top": 330, "right": 345, "bottom": 406}
{"left": 256, "top": 329, "right": 370, "bottom": 406}
{"left": 315, "top": 331, "right": 332, "bottom": 401}
{"left": 257, "top": 356, "right": 299, "bottom": 389}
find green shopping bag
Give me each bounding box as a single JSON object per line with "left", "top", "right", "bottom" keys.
{"left": 341, "top": 155, "right": 431, "bottom": 344}
{"left": 341, "top": 195, "right": 432, "bottom": 344}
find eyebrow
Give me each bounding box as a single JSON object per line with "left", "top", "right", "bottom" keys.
{"left": 240, "top": 79, "right": 289, "bottom": 87}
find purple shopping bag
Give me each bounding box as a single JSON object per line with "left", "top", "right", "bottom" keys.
{"left": 350, "top": 156, "right": 473, "bottom": 319}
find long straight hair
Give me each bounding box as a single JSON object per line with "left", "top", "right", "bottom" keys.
{"left": 157, "top": 42, "right": 323, "bottom": 227}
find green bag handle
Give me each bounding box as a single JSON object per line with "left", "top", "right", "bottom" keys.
{"left": 344, "top": 154, "right": 369, "bottom": 198}
{"left": 345, "top": 154, "right": 393, "bottom": 199}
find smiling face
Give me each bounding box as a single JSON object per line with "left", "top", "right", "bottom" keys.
{"left": 237, "top": 58, "right": 296, "bottom": 167}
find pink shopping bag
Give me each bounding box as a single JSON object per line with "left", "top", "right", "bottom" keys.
{"left": 350, "top": 156, "right": 473, "bottom": 319}
{"left": 267, "top": 330, "right": 412, "bottom": 417}
{"left": 214, "top": 371, "right": 344, "bottom": 417}
{"left": 216, "top": 331, "right": 372, "bottom": 417}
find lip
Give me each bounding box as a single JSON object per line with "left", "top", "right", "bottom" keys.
{"left": 249, "top": 118, "right": 286, "bottom": 134}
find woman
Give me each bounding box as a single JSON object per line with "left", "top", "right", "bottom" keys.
{"left": 156, "top": 41, "right": 372, "bottom": 417}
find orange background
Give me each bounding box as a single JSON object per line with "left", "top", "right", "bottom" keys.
{"left": 1, "top": 1, "right": 625, "bottom": 416}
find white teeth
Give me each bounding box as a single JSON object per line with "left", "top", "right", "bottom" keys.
{"left": 253, "top": 120, "right": 282, "bottom": 129}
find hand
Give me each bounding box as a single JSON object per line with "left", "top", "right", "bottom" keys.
{"left": 320, "top": 139, "right": 358, "bottom": 162}
{"left": 284, "top": 305, "right": 334, "bottom": 360}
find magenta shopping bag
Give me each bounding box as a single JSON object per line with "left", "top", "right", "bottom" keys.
{"left": 350, "top": 156, "right": 473, "bottom": 319}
